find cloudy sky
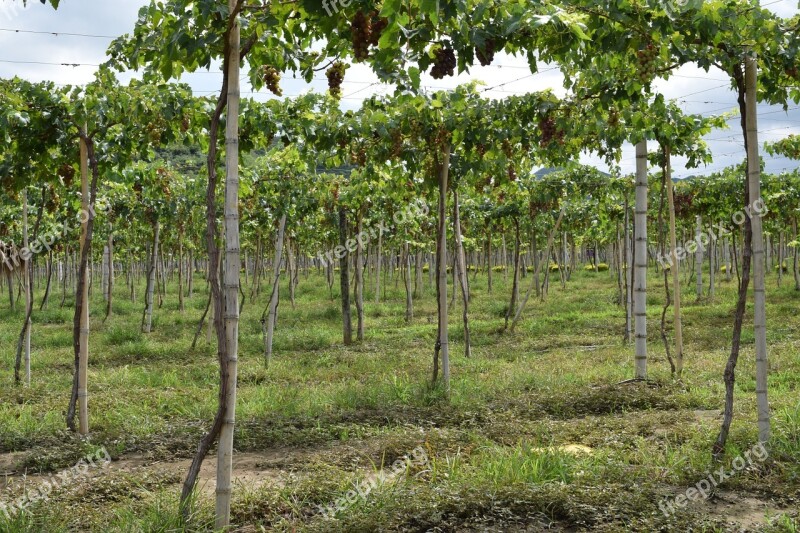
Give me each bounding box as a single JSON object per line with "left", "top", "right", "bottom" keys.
{"left": 1, "top": 0, "right": 798, "bottom": 178}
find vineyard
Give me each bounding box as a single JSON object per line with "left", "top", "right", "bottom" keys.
{"left": 1, "top": 0, "right": 800, "bottom": 531}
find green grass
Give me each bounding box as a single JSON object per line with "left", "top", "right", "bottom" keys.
{"left": 0, "top": 262, "right": 799, "bottom": 531}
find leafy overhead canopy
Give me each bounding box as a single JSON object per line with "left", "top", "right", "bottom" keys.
{"left": 0, "top": 78, "right": 74, "bottom": 192}
{"left": 647, "top": 96, "right": 728, "bottom": 169}
{"left": 766, "top": 135, "right": 800, "bottom": 160}
{"left": 0, "top": 66, "right": 198, "bottom": 198}
{"left": 107, "top": 0, "right": 594, "bottom": 93}
{"left": 562, "top": 0, "right": 800, "bottom": 107}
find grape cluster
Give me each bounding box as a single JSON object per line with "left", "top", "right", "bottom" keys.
{"left": 59, "top": 163, "right": 75, "bottom": 187}
{"left": 476, "top": 39, "right": 496, "bottom": 67}
{"left": 501, "top": 139, "right": 513, "bottom": 158}
{"left": 45, "top": 185, "right": 58, "bottom": 214}
{"left": 430, "top": 45, "right": 456, "bottom": 79}
{"left": 390, "top": 129, "right": 403, "bottom": 158}
{"left": 350, "top": 147, "right": 367, "bottom": 167}
{"left": 155, "top": 168, "right": 172, "bottom": 200}
{"left": 476, "top": 143, "right": 486, "bottom": 158}
{"left": 538, "top": 115, "right": 563, "bottom": 146}
{"left": 351, "top": 11, "right": 371, "bottom": 61}
{"left": 507, "top": 164, "right": 517, "bottom": 182}
{"left": 369, "top": 13, "right": 388, "bottom": 46}
{"left": 145, "top": 116, "right": 167, "bottom": 144}
{"left": 350, "top": 11, "right": 389, "bottom": 61}
{"left": 261, "top": 66, "right": 283, "bottom": 96}
{"left": 433, "top": 127, "right": 452, "bottom": 150}
{"left": 673, "top": 190, "right": 693, "bottom": 218}
{"left": 608, "top": 108, "right": 620, "bottom": 127}
{"left": 636, "top": 43, "right": 658, "bottom": 84}
{"left": 327, "top": 62, "right": 347, "bottom": 99}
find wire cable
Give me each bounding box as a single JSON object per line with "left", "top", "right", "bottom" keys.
{"left": 0, "top": 28, "right": 116, "bottom": 39}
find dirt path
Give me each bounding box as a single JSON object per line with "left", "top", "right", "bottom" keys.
{"left": 701, "top": 490, "right": 785, "bottom": 531}
{"left": 111, "top": 450, "right": 288, "bottom": 496}
{"left": 0, "top": 416, "right": 792, "bottom": 531}
{"left": 0, "top": 438, "right": 382, "bottom": 499}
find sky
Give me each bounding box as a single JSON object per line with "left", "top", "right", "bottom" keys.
{"left": 1, "top": 0, "right": 798, "bottom": 179}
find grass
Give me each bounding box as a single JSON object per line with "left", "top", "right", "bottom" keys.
{"left": 0, "top": 261, "right": 799, "bottom": 531}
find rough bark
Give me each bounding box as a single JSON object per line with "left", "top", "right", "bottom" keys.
{"left": 178, "top": 231, "right": 185, "bottom": 312}
{"left": 192, "top": 291, "right": 212, "bottom": 350}
{"left": 339, "top": 207, "right": 352, "bottom": 345}
{"left": 503, "top": 218, "right": 521, "bottom": 332}
{"left": 658, "top": 158, "right": 676, "bottom": 377}
{"left": 179, "top": 9, "right": 254, "bottom": 515}
{"left": 142, "top": 218, "right": 160, "bottom": 333}
{"left": 714, "top": 63, "right": 755, "bottom": 456}
{"left": 403, "top": 242, "right": 413, "bottom": 322}
{"left": 18, "top": 190, "right": 31, "bottom": 386}
{"left": 15, "top": 187, "right": 45, "bottom": 384}
{"left": 374, "top": 228, "right": 382, "bottom": 304}
{"left": 434, "top": 145, "right": 451, "bottom": 396}
{"left": 262, "top": 213, "right": 287, "bottom": 368}
{"left": 633, "top": 139, "right": 648, "bottom": 379}
{"left": 453, "top": 190, "right": 471, "bottom": 357}
{"left": 794, "top": 219, "right": 800, "bottom": 290}
{"left": 744, "top": 54, "right": 770, "bottom": 444}
{"left": 414, "top": 248, "right": 423, "bottom": 298}
{"left": 104, "top": 229, "right": 113, "bottom": 320}
{"left": 777, "top": 231, "right": 784, "bottom": 287}
{"left": 214, "top": 7, "right": 242, "bottom": 525}
{"left": 486, "top": 229, "right": 493, "bottom": 294}
{"left": 624, "top": 195, "right": 632, "bottom": 342}
{"left": 40, "top": 249, "right": 53, "bottom": 310}
{"left": 665, "top": 148, "right": 684, "bottom": 378}
{"left": 67, "top": 130, "right": 97, "bottom": 435}
{"left": 695, "top": 215, "right": 704, "bottom": 299}
{"left": 355, "top": 216, "right": 365, "bottom": 340}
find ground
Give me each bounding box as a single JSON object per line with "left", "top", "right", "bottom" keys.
{"left": 0, "top": 263, "right": 798, "bottom": 532}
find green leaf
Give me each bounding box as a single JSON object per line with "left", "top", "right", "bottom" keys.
{"left": 422, "top": 0, "right": 439, "bottom": 24}
{"left": 408, "top": 67, "right": 421, "bottom": 91}
{"left": 381, "top": 0, "right": 401, "bottom": 18}
{"left": 161, "top": 61, "right": 174, "bottom": 82}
